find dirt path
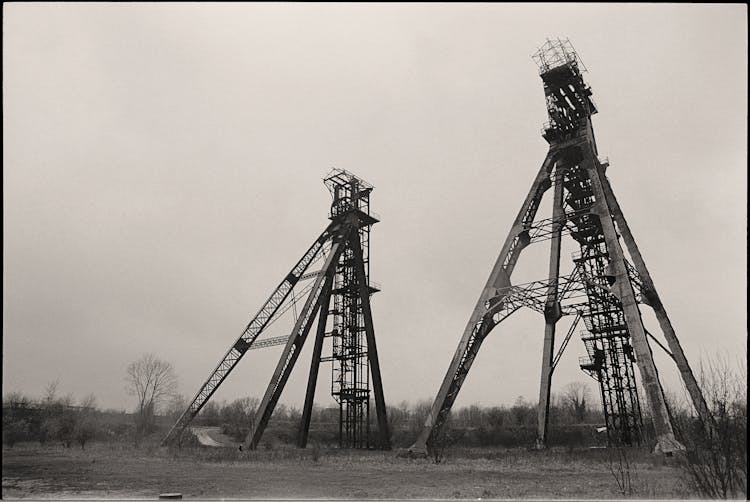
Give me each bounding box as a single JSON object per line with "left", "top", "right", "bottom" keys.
{"left": 189, "top": 427, "right": 225, "bottom": 447}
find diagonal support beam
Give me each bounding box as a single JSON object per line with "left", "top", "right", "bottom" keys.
{"left": 536, "top": 168, "right": 566, "bottom": 448}
{"left": 598, "top": 169, "right": 713, "bottom": 429}
{"left": 162, "top": 222, "right": 338, "bottom": 445}
{"left": 552, "top": 311, "right": 582, "bottom": 370}
{"left": 645, "top": 329, "right": 675, "bottom": 361}
{"left": 583, "top": 136, "right": 683, "bottom": 453}
{"left": 245, "top": 231, "right": 349, "bottom": 450}
{"left": 297, "top": 275, "right": 333, "bottom": 448}
{"left": 350, "top": 233, "right": 392, "bottom": 450}
{"left": 410, "top": 149, "right": 560, "bottom": 455}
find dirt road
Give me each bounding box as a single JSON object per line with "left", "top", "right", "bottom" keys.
{"left": 189, "top": 427, "right": 232, "bottom": 448}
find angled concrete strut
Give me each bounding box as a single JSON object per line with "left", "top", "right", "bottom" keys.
{"left": 410, "top": 150, "right": 558, "bottom": 454}
{"left": 598, "top": 173, "right": 712, "bottom": 429}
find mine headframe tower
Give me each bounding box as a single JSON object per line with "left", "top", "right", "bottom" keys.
{"left": 323, "top": 171, "right": 382, "bottom": 448}
{"left": 409, "top": 39, "right": 712, "bottom": 455}
{"left": 162, "top": 169, "right": 390, "bottom": 450}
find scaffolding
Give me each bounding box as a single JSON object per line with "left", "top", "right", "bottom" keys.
{"left": 324, "top": 170, "right": 379, "bottom": 448}
{"left": 565, "top": 164, "right": 644, "bottom": 446}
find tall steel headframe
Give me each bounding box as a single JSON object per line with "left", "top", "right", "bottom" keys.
{"left": 409, "top": 38, "right": 712, "bottom": 456}
{"left": 162, "top": 169, "right": 391, "bottom": 450}
{"left": 322, "top": 170, "right": 382, "bottom": 448}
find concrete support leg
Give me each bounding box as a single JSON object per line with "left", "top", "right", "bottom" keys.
{"left": 351, "top": 234, "right": 392, "bottom": 450}
{"left": 410, "top": 150, "right": 559, "bottom": 455}
{"left": 536, "top": 171, "right": 565, "bottom": 449}
{"left": 584, "top": 148, "right": 684, "bottom": 453}
{"left": 598, "top": 172, "right": 713, "bottom": 429}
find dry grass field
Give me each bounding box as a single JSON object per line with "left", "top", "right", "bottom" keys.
{"left": 2, "top": 442, "right": 693, "bottom": 499}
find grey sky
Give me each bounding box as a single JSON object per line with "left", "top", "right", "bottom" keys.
{"left": 3, "top": 3, "right": 747, "bottom": 413}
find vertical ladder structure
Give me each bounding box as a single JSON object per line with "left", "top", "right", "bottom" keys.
{"left": 409, "top": 39, "right": 711, "bottom": 456}
{"left": 566, "top": 163, "right": 644, "bottom": 446}
{"left": 163, "top": 169, "right": 390, "bottom": 450}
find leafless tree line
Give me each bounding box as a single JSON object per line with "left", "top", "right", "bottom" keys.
{"left": 5, "top": 350, "right": 744, "bottom": 500}
{"left": 3, "top": 380, "right": 99, "bottom": 449}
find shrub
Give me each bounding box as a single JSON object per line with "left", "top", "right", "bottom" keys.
{"left": 675, "top": 354, "right": 747, "bottom": 499}
{"left": 3, "top": 419, "right": 30, "bottom": 447}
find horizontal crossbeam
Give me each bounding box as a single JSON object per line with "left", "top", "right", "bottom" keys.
{"left": 249, "top": 335, "right": 290, "bottom": 350}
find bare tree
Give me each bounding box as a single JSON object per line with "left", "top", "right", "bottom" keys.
{"left": 39, "top": 380, "right": 60, "bottom": 445}
{"left": 3, "top": 391, "right": 31, "bottom": 408}
{"left": 52, "top": 393, "right": 76, "bottom": 448}
{"left": 43, "top": 379, "right": 60, "bottom": 406}
{"left": 164, "top": 394, "right": 188, "bottom": 421}
{"left": 678, "top": 354, "right": 747, "bottom": 498}
{"left": 74, "top": 393, "right": 99, "bottom": 449}
{"left": 218, "top": 396, "right": 259, "bottom": 442}
{"left": 125, "top": 353, "right": 178, "bottom": 434}
{"left": 563, "top": 381, "right": 592, "bottom": 423}
{"left": 199, "top": 400, "right": 221, "bottom": 426}
{"left": 2, "top": 392, "right": 33, "bottom": 447}
{"left": 36, "top": 380, "right": 77, "bottom": 448}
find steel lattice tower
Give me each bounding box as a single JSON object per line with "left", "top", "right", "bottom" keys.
{"left": 409, "top": 39, "right": 712, "bottom": 455}
{"left": 163, "top": 169, "right": 390, "bottom": 450}
{"left": 323, "top": 172, "right": 379, "bottom": 448}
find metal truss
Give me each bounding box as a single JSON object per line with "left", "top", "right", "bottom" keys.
{"left": 162, "top": 225, "right": 336, "bottom": 445}
{"left": 526, "top": 207, "right": 592, "bottom": 243}
{"left": 410, "top": 40, "right": 710, "bottom": 456}
{"left": 487, "top": 268, "right": 589, "bottom": 320}
{"left": 163, "top": 171, "right": 390, "bottom": 450}
{"left": 532, "top": 38, "right": 588, "bottom": 74}
{"left": 552, "top": 311, "right": 582, "bottom": 370}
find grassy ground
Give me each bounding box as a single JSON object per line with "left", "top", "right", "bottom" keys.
{"left": 2, "top": 442, "right": 694, "bottom": 499}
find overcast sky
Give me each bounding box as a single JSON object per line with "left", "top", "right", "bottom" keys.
{"left": 3, "top": 3, "right": 747, "bottom": 414}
